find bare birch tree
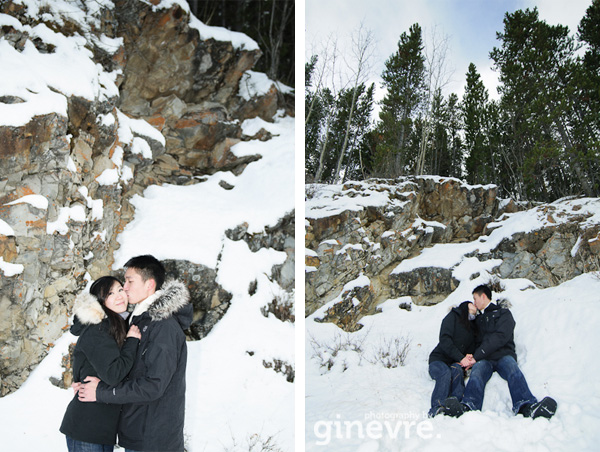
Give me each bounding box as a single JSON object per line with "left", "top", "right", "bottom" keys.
{"left": 415, "top": 27, "right": 453, "bottom": 175}
{"left": 332, "top": 23, "right": 376, "bottom": 183}
{"left": 313, "top": 37, "right": 341, "bottom": 182}
{"left": 305, "top": 36, "right": 336, "bottom": 126}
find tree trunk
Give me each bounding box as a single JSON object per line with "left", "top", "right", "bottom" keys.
{"left": 554, "top": 117, "right": 595, "bottom": 197}
{"left": 333, "top": 86, "right": 359, "bottom": 183}
{"left": 314, "top": 115, "right": 333, "bottom": 183}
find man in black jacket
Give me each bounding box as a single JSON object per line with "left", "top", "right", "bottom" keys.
{"left": 78, "top": 255, "right": 193, "bottom": 452}
{"left": 443, "top": 284, "right": 556, "bottom": 419}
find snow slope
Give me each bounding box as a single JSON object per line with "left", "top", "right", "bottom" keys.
{"left": 305, "top": 189, "right": 600, "bottom": 451}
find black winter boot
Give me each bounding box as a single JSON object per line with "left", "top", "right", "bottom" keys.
{"left": 443, "top": 397, "right": 470, "bottom": 418}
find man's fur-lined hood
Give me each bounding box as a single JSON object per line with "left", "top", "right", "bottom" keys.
{"left": 131, "top": 279, "right": 192, "bottom": 325}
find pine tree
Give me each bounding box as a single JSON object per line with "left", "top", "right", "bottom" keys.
{"left": 444, "top": 93, "right": 463, "bottom": 178}
{"left": 462, "top": 63, "right": 491, "bottom": 185}
{"left": 375, "top": 24, "right": 426, "bottom": 177}
{"left": 342, "top": 83, "right": 376, "bottom": 181}
{"left": 574, "top": 0, "right": 600, "bottom": 194}
{"left": 305, "top": 58, "right": 328, "bottom": 182}
{"left": 491, "top": 7, "right": 593, "bottom": 200}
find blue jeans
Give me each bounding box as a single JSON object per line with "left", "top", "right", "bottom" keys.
{"left": 66, "top": 437, "right": 113, "bottom": 452}
{"left": 462, "top": 355, "right": 537, "bottom": 414}
{"left": 428, "top": 361, "right": 465, "bottom": 416}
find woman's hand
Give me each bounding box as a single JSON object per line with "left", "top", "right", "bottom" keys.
{"left": 460, "top": 354, "right": 475, "bottom": 368}
{"left": 127, "top": 324, "right": 141, "bottom": 339}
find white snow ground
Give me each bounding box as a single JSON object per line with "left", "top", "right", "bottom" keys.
{"left": 305, "top": 185, "right": 600, "bottom": 451}
{"left": 0, "top": 0, "right": 295, "bottom": 450}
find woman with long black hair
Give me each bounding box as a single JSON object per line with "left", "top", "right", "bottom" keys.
{"left": 60, "top": 276, "right": 141, "bottom": 452}
{"left": 427, "top": 301, "right": 478, "bottom": 417}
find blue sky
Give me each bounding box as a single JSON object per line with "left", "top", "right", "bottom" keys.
{"left": 305, "top": 0, "right": 593, "bottom": 102}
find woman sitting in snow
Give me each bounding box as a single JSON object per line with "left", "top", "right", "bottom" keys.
{"left": 60, "top": 276, "right": 141, "bottom": 452}
{"left": 427, "top": 301, "right": 477, "bottom": 417}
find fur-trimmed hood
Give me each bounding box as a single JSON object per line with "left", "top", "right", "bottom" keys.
{"left": 130, "top": 279, "right": 192, "bottom": 327}
{"left": 71, "top": 291, "right": 106, "bottom": 336}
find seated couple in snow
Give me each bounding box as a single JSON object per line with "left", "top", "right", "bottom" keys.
{"left": 427, "top": 284, "right": 557, "bottom": 419}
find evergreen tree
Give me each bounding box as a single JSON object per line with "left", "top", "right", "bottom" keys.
{"left": 444, "top": 93, "right": 464, "bottom": 178}
{"left": 574, "top": 0, "right": 600, "bottom": 193}
{"left": 305, "top": 83, "right": 374, "bottom": 183}
{"left": 490, "top": 7, "right": 593, "bottom": 200}
{"left": 427, "top": 90, "right": 445, "bottom": 175}
{"left": 462, "top": 63, "right": 491, "bottom": 185}
{"left": 579, "top": 0, "right": 600, "bottom": 109}
{"left": 305, "top": 87, "right": 335, "bottom": 182}
{"left": 305, "top": 57, "right": 327, "bottom": 182}
{"left": 342, "top": 83, "right": 376, "bottom": 181}
{"left": 375, "top": 24, "right": 426, "bottom": 177}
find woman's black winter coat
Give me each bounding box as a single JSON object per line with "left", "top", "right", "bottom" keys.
{"left": 429, "top": 305, "right": 476, "bottom": 365}
{"left": 60, "top": 292, "right": 139, "bottom": 446}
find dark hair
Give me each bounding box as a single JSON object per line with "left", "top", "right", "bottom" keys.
{"left": 89, "top": 276, "right": 128, "bottom": 347}
{"left": 124, "top": 255, "right": 165, "bottom": 290}
{"left": 456, "top": 301, "right": 475, "bottom": 332}
{"left": 472, "top": 284, "right": 492, "bottom": 300}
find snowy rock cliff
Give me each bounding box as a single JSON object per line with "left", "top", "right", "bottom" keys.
{"left": 0, "top": 0, "right": 294, "bottom": 397}
{"left": 306, "top": 177, "right": 600, "bottom": 331}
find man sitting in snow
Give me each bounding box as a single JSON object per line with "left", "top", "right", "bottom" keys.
{"left": 442, "top": 284, "right": 557, "bottom": 419}
{"left": 76, "top": 255, "right": 193, "bottom": 452}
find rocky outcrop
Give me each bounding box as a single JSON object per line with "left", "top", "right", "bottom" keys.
{"left": 0, "top": 1, "right": 293, "bottom": 395}
{"left": 490, "top": 210, "right": 600, "bottom": 286}
{"left": 305, "top": 178, "right": 498, "bottom": 316}
{"left": 306, "top": 178, "right": 600, "bottom": 331}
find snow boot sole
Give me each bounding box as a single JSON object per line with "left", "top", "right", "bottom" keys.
{"left": 531, "top": 396, "right": 557, "bottom": 420}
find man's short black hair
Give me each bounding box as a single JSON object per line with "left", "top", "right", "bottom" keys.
{"left": 124, "top": 255, "right": 165, "bottom": 290}
{"left": 472, "top": 284, "right": 492, "bottom": 300}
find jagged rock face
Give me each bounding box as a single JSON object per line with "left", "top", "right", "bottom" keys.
{"left": 161, "top": 260, "right": 232, "bottom": 340}
{"left": 112, "top": 0, "right": 275, "bottom": 177}
{"left": 389, "top": 267, "right": 459, "bottom": 306}
{"left": 0, "top": 1, "right": 292, "bottom": 395}
{"left": 491, "top": 213, "right": 600, "bottom": 287}
{"left": 114, "top": 1, "right": 261, "bottom": 113}
{"left": 306, "top": 178, "right": 600, "bottom": 331}
{"left": 315, "top": 284, "right": 376, "bottom": 333}
{"left": 305, "top": 178, "right": 498, "bottom": 317}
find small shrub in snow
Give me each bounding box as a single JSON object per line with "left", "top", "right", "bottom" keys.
{"left": 487, "top": 275, "right": 505, "bottom": 293}
{"left": 261, "top": 290, "right": 295, "bottom": 323}
{"left": 223, "top": 432, "right": 283, "bottom": 452}
{"left": 366, "top": 336, "right": 411, "bottom": 368}
{"left": 309, "top": 330, "right": 368, "bottom": 372}
{"left": 305, "top": 184, "right": 319, "bottom": 199}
